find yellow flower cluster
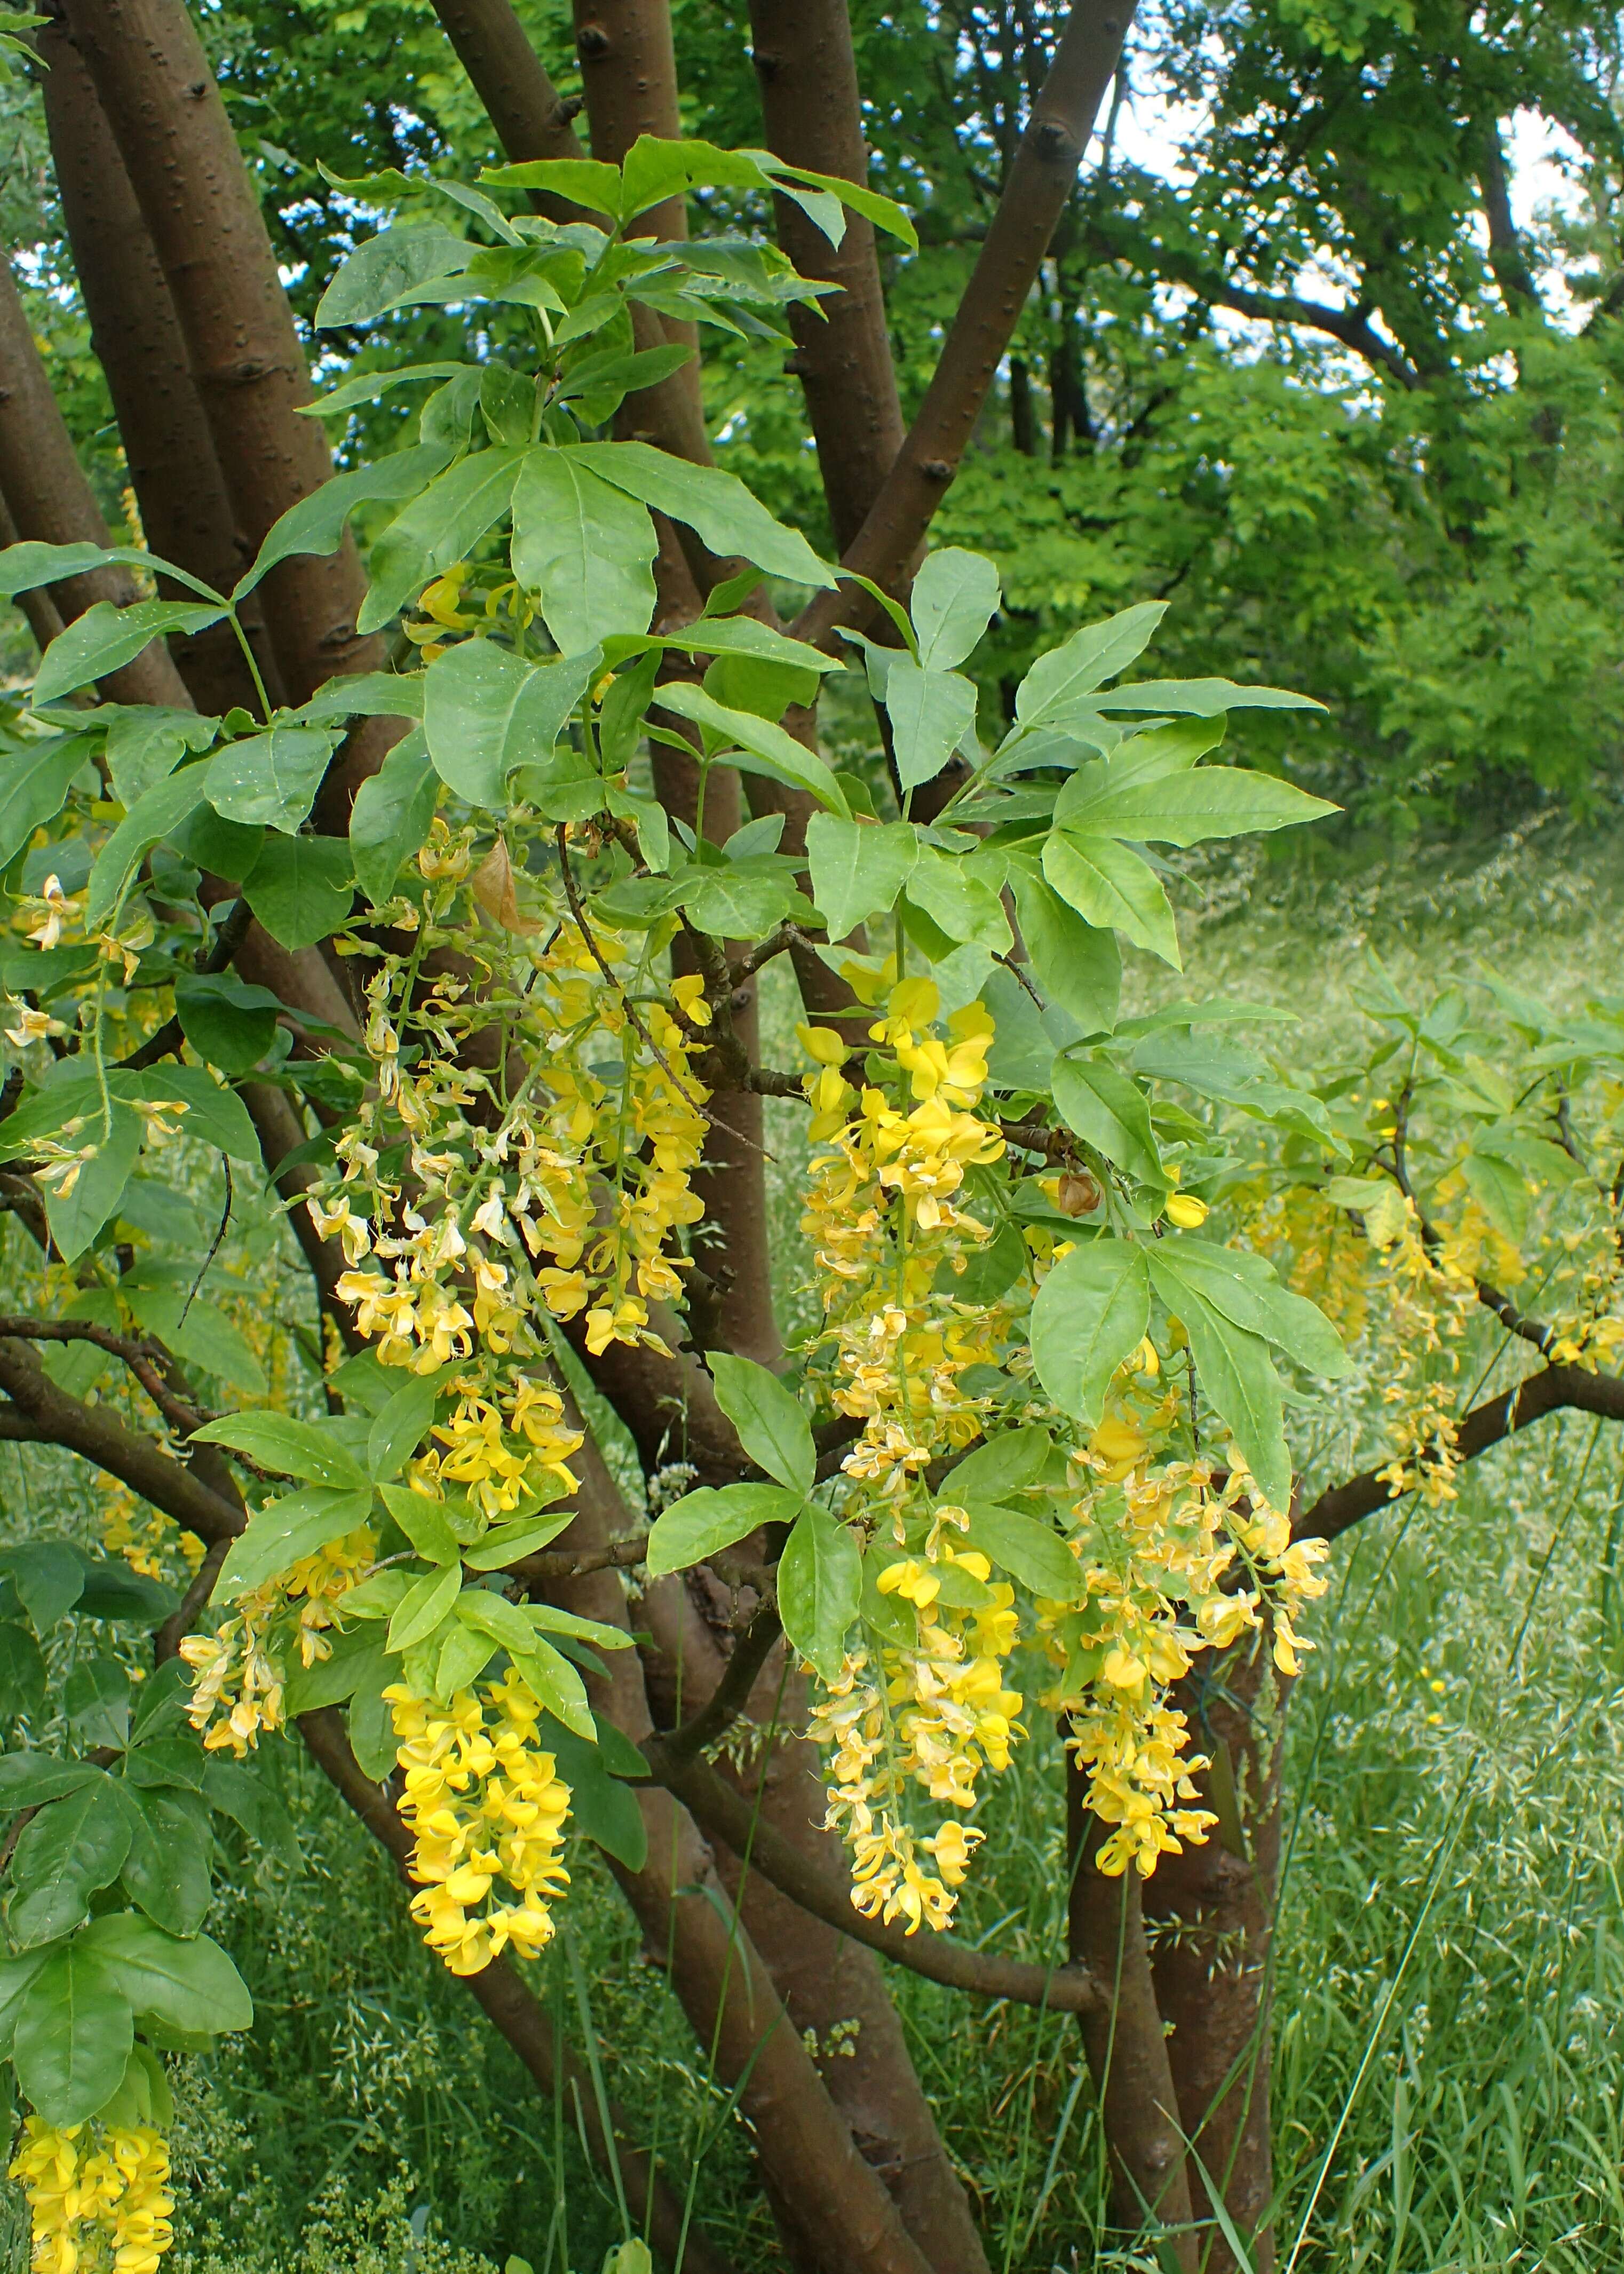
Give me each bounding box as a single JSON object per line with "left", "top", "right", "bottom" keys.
{"left": 799, "top": 974, "right": 1009, "bottom": 1491}
{"left": 1371, "top": 1206, "right": 1476, "bottom": 1506}
{"left": 100, "top": 1482, "right": 202, "bottom": 1584}
{"left": 1038, "top": 1388, "right": 1328, "bottom": 1876}
{"left": 179, "top": 1525, "right": 374, "bottom": 1755}
{"left": 810, "top": 1530, "right": 1026, "bottom": 1933}
{"left": 10, "top": 2120, "right": 173, "bottom": 2274}
{"left": 308, "top": 863, "right": 712, "bottom": 1541}
{"left": 386, "top": 1668, "right": 572, "bottom": 1975}
{"left": 798, "top": 978, "right": 1031, "bottom": 1928}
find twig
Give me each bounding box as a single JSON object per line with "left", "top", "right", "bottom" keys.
{"left": 729, "top": 924, "right": 808, "bottom": 985}
{"left": 661, "top": 1599, "right": 785, "bottom": 1765}
{"left": 155, "top": 1534, "right": 231, "bottom": 1663}
{"left": 0, "top": 1318, "right": 208, "bottom": 1438}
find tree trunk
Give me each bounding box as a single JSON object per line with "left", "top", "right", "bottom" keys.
{"left": 539, "top": 1416, "right": 940, "bottom": 2274}
{"left": 1066, "top": 1754, "right": 1197, "bottom": 2267}
{"left": 1144, "top": 1643, "right": 1289, "bottom": 2274}
{"left": 744, "top": 0, "right": 906, "bottom": 554}
{"left": 0, "top": 257, "right": 191, "bottom": 710}
{"left": 57, "top": 0, "right": 400, "bottom": 814}
{"left": 639, "top": 1578, "right": 994, "bottom": 2274}
{"left": 37, "top": 4, "right": 283, "bottom": 718}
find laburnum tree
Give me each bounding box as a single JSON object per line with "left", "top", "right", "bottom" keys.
{"left": 2, "top": 5, "right": 1624, "bottom": 2273}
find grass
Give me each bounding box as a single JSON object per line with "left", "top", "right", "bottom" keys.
{"left": 9, "top": 810, "right": 1624, "bottom": 2273}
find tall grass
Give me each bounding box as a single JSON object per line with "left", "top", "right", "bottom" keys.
{"left": 8, "top": 815, "right": 1624, "bottom": 2273}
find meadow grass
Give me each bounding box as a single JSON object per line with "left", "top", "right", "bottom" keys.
{"left": 7, "top": 814, "right": 1624, "bottom": 2274}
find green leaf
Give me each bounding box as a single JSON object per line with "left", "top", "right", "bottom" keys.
{"left": 709, "top": 1354, "right": 815, "bottom": 1492}
{"left": 511, "top": 449, "right": 657, "bottom": 655}
{"left": 1015, "top": 603, "right": 1167, "bottom": 731}
{"left": 676, "top": 861, "right": 801, "bottom": 939}
{"left": 377, "top": 1483, "right": 462, "bottom": 1566}
{"left": 282, "top": 1631, "right": 391, "bottom": 1717}
{"left": 105, "top": 708, "right": 220, "bottom": 805}
{"left": 910, "top": 548, "right": 1000, "bottom": 670}
{"left": 1010, "top": 871, "right": 1121, "bottom": 1033}
{"left": 536, "top": 1715, "right": 647, "bottom": 1871}
{"left": 653, "top": 682, "right": 848, "bottom": 814}
{"left": 213, "top": 1487, "right": 374, "bottom": 1598}
{"left": 0, "top": 1756, "right": 101, "bottom": 1808}
{"left": 1051, "top": 1056, "right": 1165, "bottom": 1186}
{"left": 124, "top": 1280, "right": 269, "bottom": 1397}
{"left": 805, "top": 814, "right": 917, "bottom": 939}
{"left": 386, "top": 1562, "right": 464, "bottom": 1653}
{"left": 67, "top": 1553, "right": 174, "bottom": 1627}
{"left": 113, "top": 1787, "right": 213, "bottom": 1937}
{"left": 1147, "top": 1259, "right": 1291, "bottom": 1511}
{"left": 44, "top": 1100, "right": 142, "bottom": 1264}
{"left": 173, "top": 972, "right": 281, "bottom": 1076}
{"left": 569, "top": 441, "right": 835, "bottom": 589}
{"left": 34, "top": 600, "right": 225, "bottom": 706}
{"left": 65, "top": 1657, "right": 130, "bottom": 1749}
{"left": 292, "top": 671, "right": 425, "bottom": 727}
{"left": 777, "top": 1508, "right": 861, "bottom": 1684}
{"left": 348, "top": 1679, "right": 399, "bottom": 1779}
{"left": 192, "top": 1411, "right": 368, "bottom": 1488}
{"left": 0, "top": 1624, "right": 46, "bottom": 1724}
{"left": 480, "top": 155, "right": 625, "bottom": 216}
{"left": 0, "top": 540, "right": 187, "bottom": 600}
{"left": 1055, "top": 765, "right": 1336, "bottom": 847}
{"left": 454, "top": 1589, "right": 543, "bottom": 1660}
{"left": 86, "top": 767, "right": 208, "bottom": 928}
{"left": 423, "top": 638, "right": 599, "bottom": 807}
{"left": 946, "top": 1427, "right": 1055, "bottom": 1503}
{"left": 126, "top": 1065, "right": 261, "bottom": 1162}
{"left": 460, "top": 1510, "right": 575, "bottom": 1570}
{"left": 645, "top": 1484, "right": 803, "bottom": 1578}
{"left": 204, "top": 726, "right": 336, "bottom": 833}
{"left": 241, "top": 833, "right": 355, "bottom": 949}
{"left": 0, "top": 738, "right": 92, "bottom": 868}
{"left": 0, "top": 1543, "right": 85, "bottom": 1633}
{"left": 349, "top": 726, "right": 439, "bottom": 905}
{"left": 524, "top": 1603, "right": 632, "bottom": 1654}
{"left": 961, "top": 1503, "right": 1081, "bottom": 1599}
{"left": 434, "top": 1622, "right": 495, "bottom": 1699}
{"left": 234, "top": 446, "right": 453, "bottom": 599}
{"left": 1042, "top": 831, "right": 1181, "bottom": 968}
{"left": 78, "top": 1914, "right": 251, "bottom": 2033}
{"left": 1462, "top": 1147, "right": 1529, "bottom": 1243}
{"left": 7, "top": 1781, "right": 131, "bottom": 1948}
{"left": 1091, "top": 676, "right": 1324, "bottom": 715}
{"left": 0, "top": 1948, "right": 49, "bottom": 2055}
{"left": 510, "top": 1641, "right": 593, "bottom": 1740}
{"left": 315, "top": 223, "right": 473, "bottom": 328}
{"left": 298, "top": 362, "right": 470, "bottom": 418}
{"left": 359, "top": 447, "right": 526, "bottom": 634}
{"left": 1029, "top": 1241, "right": 1151, "bottom": 1428}
{"left": 1146, "top": 1239, "right": 1350, "bottom": 1381}
{"left": 368, "top": 1374, "right": 443, "bottom": 1483}
{"left": 12, "top": 1942, "right": 133, "bottom": 2125}
{"left": 885, "top": 660, "right": 978, "bottom": 795}
{"left": 904, "top": 845, "right": 1011, "bottom": 952}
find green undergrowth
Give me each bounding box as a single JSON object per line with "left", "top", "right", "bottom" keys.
{"left": 6, "top": 815, "right": 1624, "bottom": 2272}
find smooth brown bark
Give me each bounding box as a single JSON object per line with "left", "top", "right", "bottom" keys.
{"left": 641, "top": 1581, "right": 995, "bottom": 2274}
{"left": 0, "top": 494, "right": 64, "bottom": 657}
{"left": 56, "top": 0, "right": 394, "bottom": 780}
{"left": 795, "top": 0, "right": 1137, "bottom": 651}
{"left": 1145, "top": 1645, "right": 1288, "bottom": 2274}
{"left": 1067, "top": 1759, "right": 1197, "bottom": 2266}
{"left": 540, "top": 1416, "right": 939, "bottom": 2274}
{"left": 0, "top": 258, "right": 191, "bottom": 710}
{"left": 746, "top": 0, "right": 906, "bottom": 554}
{"left": 37, "top": 6, "right": 282, "bottom": 718}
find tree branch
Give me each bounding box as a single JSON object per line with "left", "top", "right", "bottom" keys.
{"left": 645, "top": 1734, "right": 1105, "bottom": 2017}
{"left": 0, "top": 1321, "right": 208, "bottom": 1440}
{"left": 794, "top": 0, "right": 1137, "bottom": 653}
{"left": 1296, "top": 1362, "right": 1624, "bottom": 1543}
